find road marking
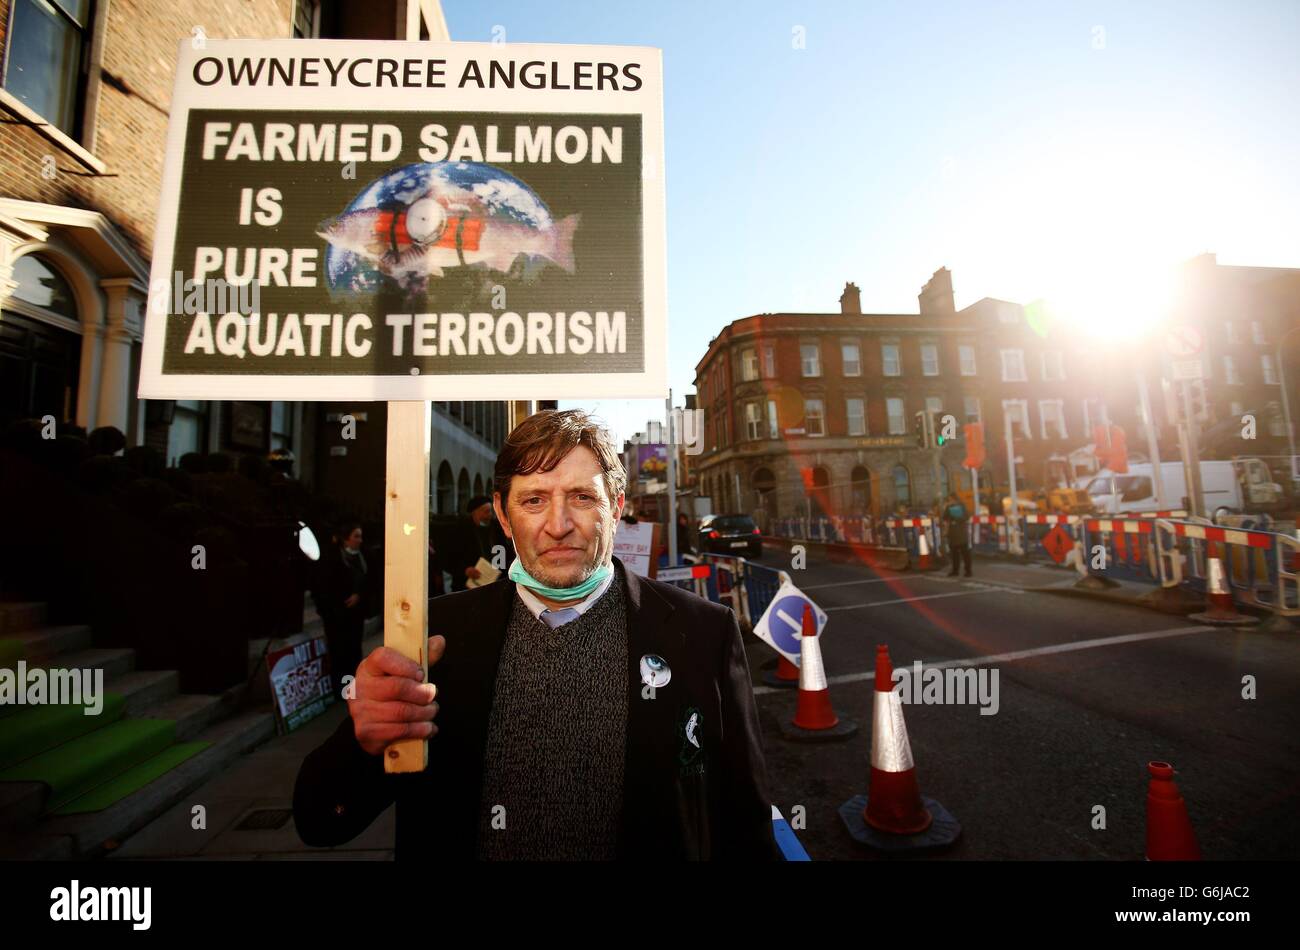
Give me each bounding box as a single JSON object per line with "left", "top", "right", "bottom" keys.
{"left": 753, "top": 624, "right": 1218, "bottom": 696}
{"left": 800, "top": 576, "right": 909, "bottom": 590}
{"left": 823, "top": 587, "right": 1022, "bottom": 611}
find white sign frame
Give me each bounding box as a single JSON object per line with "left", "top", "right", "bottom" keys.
{"left": 139, "top": 38, "right": 667, "bottom": 401}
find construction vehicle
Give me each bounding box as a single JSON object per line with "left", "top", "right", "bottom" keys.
{"left": 955, "top": 454, "right": 1094, "bottom": 517}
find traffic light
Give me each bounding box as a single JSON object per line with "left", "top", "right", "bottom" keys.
{"left": 963, "top": 422, "right": 986, "bottom": 469}
{"left": 913, "top": 410, "right": 934, "bottom": 448}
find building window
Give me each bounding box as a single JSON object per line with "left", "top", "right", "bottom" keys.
{"left": 169, "top": 400, "right": 207, "bottom": 464}
{"left": 3, "top": 0, "right": 94, "bottom": 137}
{"left": 1252, "top": 322, "right": 1268, "bottom": 345}
{"left": 270, "top": 402, "right": 295, "bottom": 451}
{"left": 745, "top": 401, "right": 763, "bottom": 440}
{"left": 846, "top": 398, "right": 866, "bottom": 436}
{"left": 761, "top": 343, "right": 776, "bottom": 378}
{"left": 1268, "top": 403, "right": 1286, "bottom": 437}
{"left": 1224, "top": 356, "right": 1242, "bottom": 385}
{"left": 804, "top": 398, "right": 825, "bottom": 436}
{"left": 887, "top": 397, "right": 906, "bottom": 435}
{"left": 921, "top": 343, "right": 940, "bottom": 376}
{"left": 882, "top": 343, "right": 901, "bottom": 376}
{"left": 1039, "top": 399, "right": 1067, "bottom": 439}
{"left": 925, "top": 395, "right": 943, "bottom": 417}
{"left": 959, "top": 344, "right": 977, "bottom": 376}
{"left": 1230, "top": 400, "right": 1244, "bottom": 419}
{"left": 766, "top": 399, "right": 778, "bottom": 439}
{"left": 841, "top": 342, "right": 861, "bottom": 376}
{"left": 800, "top": 343, "right": 821, "bottom": 377}
{"left": 1003, "top": 399, "right": 1031, "bottom": 438}
{"left": 1226, "top": 321, "right": 1243, "bottom": 344}
{"left": 293, "top": 0, "right": 321, "bottom": 37}
{"left": 893, "top": 465, "right": 912, "bottom": 506}
{"left": 742, "top": 347, "right": 759, "bottom": 381}
{"left": 1000, "top": 349, "right": 1026, "bottom": 382}
{"left": 1041, "top": 351, "right": 1065, "bottom": 381}
{"left": 1261, "top": 354, "right": 1278, "bottom": 384}
{"left": 964, "top": 396, "right": 981, "bottom": 423}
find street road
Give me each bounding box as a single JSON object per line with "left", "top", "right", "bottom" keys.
{"left": 747, "top": 550, "right": 1300, "bottom": 860}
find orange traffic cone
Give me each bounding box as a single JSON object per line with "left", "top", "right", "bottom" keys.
{"left": 915, "top": 529, "right": 935, "bottom": 571}
{"left": 839, "top": 644, "right": 961, "bottom": 850}
{"left": 1146, "top": 761, "right": 1201, "bottom": 860}
{"left": 762, "top": 654, "right": 801, "bottom": 689}
{"left": 778, "top": 605, "right": 857, "bottom": 741}
{"left": 1189, "top": 542, "right": 1258, "bottom": 626}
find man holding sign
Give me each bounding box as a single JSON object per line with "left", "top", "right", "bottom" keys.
{"left": 294, "top": 410, "right": 778, "bottom": 860}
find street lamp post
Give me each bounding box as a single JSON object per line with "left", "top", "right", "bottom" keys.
{"left": 1277, "top": 326, "right": 1299, "bottom": 486}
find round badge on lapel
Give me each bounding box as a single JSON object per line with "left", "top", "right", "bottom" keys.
{"left": 639, "top": 653, "right": 671, "bottom": 688}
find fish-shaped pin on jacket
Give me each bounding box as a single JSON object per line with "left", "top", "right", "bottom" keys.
{"left": 317, "top": 161, "right": 579, "bottom": 280}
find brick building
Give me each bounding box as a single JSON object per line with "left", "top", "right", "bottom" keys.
{"left": 691, "top": 261, "right": 1299, "bottom": 524}
{"left": 0, "top": 0, "right": 511, "bottom": 517}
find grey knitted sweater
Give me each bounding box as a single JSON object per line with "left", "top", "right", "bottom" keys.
{"left": 475, "top": 578, "right": 629, "bottom": 860}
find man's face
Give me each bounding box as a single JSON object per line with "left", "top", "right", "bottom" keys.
{"left": 493, "top": 445, "right": 624, "bottom": 590}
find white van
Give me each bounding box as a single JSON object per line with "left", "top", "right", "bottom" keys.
{"left": 1084, "top": 459, "right": 1282, "bottom": 517}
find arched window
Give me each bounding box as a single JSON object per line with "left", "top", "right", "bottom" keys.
{"left": 851, "top": 465, "right": 872, "bottom": 510}
{"left": 893, "top": 465, "right": 912, "bottom": 508}
{"left": 457, "top": 468, "right": 471, "bottom": 513}
{"left": 436, "top": 461, "right": 455, "bottom": 514}
{"left": 473, "top": 473, "right": 484, "bottom": 496}
{"left": 11, "top": 254, "right": 78, "bottom": 320}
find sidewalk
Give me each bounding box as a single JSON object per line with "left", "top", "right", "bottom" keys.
{"left": 108, "top": 630, "right": 394, "bottom": 861}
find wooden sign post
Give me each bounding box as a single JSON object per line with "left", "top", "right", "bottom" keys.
{"left": 382, "top": 1, "right": 449, "bottom": 774}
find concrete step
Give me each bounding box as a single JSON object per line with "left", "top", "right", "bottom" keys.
{"left": 0, "top": 602, "right": 47, "bottom": 636}
{"left": 3, "top": 709, "right": 277, "bottom": 859}
{"left": 11, "top": 624, "right": 93, "bottom": 662}
{"left": 52, "top": 647, "right": 137, "bottom": 680}
{"left": 136, "top": 693, "right": 229, "bottom": 742}
{"left": 109, "top": 669, "right": 181, "bottom": 718}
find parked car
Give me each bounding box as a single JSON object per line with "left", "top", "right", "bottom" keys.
{"left": 697, "top": 513, "right": 763, "bottom": 559}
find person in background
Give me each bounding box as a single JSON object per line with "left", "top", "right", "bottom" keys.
{"left": 676, "top": 511, "right": 693, "bottom": 556}
{"left": 456, "top": 494, "right": 514, "bottom": 590}
{"left": 312, "top": 520, "right": 368, "bottom": 684}
{"left": 943, "top": 493, "right": 972, "bottom": 578}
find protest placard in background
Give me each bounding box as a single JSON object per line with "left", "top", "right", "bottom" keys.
{"left": 140, "top": 38, "right": 666, "bottom": 401}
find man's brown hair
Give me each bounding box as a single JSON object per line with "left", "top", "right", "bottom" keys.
{"left": 494, "top": 409, "right": 627, "bottom": 505}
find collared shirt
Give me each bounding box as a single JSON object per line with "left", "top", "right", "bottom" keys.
{"left": 514, "top": 565, "right": 615, "bottom": 627}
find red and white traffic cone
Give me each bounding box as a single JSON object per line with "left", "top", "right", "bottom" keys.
{"left": 1146, "top": 761, "right": 1201, "bottom": 860}
{"left": 1189, "top": 542, "right": 1258, "bottom": 626}
{"left": 914, "top": 528, "right": 935, "bottom": 571}
{"left": 839, "top": 644, "right": 961, "bottom": 850}
{"left": 778, "top": 605, "right": 857, "bottom": 741}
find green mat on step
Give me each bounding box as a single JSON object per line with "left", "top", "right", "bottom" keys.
{"left": 53, "top": 740, "right": 211, "bottom": 815}
{"left": 0, "top": 694, "right": 127, "bottom": 769}
{"left": 0, "top": 718, "right": 177, "bottom": 811}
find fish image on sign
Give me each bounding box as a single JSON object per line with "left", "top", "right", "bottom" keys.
{"left": 318, "top": 161, "right": 579, "bottom": 299}
{"left": 752, "top": 583, "right": 828, "bottom": 666}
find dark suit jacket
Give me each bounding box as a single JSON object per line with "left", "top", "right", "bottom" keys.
{"left": 293, "top": 557, "right": 781, "bottom": 860}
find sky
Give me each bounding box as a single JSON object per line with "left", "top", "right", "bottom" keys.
{"left": 441, "top": 0, "right": 1300, "bottom": 445}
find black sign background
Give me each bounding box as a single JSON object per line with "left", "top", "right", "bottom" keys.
{"left": 163, "top": 109, "right": 643, "bottom": 377}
